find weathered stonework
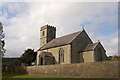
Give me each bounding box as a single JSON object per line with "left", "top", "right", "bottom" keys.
{"left": 71, "top": 30, "right": 92, "bottom": 63}
{"left": 2, "top": 61, "right": 120, "bottom": 78}
{"left": 37, "top": 44, "right": 71, "bottom": 65}
{"left": 94, "top": 42, "right": 107, "bottom": 61}
{"left": 28, "top": 61, "right": 120, "bottom": 78}
{"left": 40, "top": 25, "right": 56, "bottom": 47}
{"left": 80, "top": 51, "right": 95, "bottom": 63}
{"left": 37, "top": 25, "right": 107, "bottom": 65}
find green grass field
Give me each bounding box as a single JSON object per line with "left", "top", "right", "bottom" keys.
{"left": 2, "top": 73, "right": 117, "bottom": 80}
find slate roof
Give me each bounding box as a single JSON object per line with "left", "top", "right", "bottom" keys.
{"left": 39, "top": 31, "right": 82, "bottom": 50}
{"left": 83, "top": 42, "right": 99, "bottom": 51}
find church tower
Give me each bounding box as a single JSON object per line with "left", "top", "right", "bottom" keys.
{"left": 40, "top": 25, "right": 56, "bottom": 47}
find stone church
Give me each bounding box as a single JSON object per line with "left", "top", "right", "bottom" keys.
{"left": 37, "top": 25, "right": 107, "bottom": 65}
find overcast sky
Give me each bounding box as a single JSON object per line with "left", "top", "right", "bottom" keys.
{"left": 0, "top": 2, "right": 118, "bottom": 57}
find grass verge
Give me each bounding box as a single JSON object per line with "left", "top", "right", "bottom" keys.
{"left": 2, "top": 73, "right": 118, "bottom": 80}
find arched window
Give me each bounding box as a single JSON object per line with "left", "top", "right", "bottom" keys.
{"left": 98, "top": 48, "right": 102, "bottom": 61}
{"left": 59, "top": 48, "right": 64, "bottom": 63}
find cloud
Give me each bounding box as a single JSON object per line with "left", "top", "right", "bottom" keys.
{"left": 1, "top": 2, "right": 118, "bottom": 57}
{"left": 2, "top": 0, "right": 119, "bottom": 2}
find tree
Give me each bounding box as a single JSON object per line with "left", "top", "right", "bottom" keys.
{"left": 107, "top": 55, "right": 120, "bottom": 61}
{"left": 2, "top": 58, "right": 22, "bottom": 67}
{"left": 20, "top": 49, "right": 37, "bottom": 66}
{"left": 0, "top": 22, "right": 5, "bottom": 57}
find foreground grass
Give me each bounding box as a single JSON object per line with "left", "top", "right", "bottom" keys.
{"left": 2, "top": 73, "right": 117, "bottom": 80}
{"left": 2, "top": 73, "right": 66, "bottom": 78}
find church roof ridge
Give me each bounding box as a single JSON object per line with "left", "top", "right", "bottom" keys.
{"left": 54, "top": 30, "right": 81, "bottom": 40}
{"left": 38, "top": 30, "right": 83, "bottom": 51}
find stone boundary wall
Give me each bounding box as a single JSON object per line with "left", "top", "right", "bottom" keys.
{"left": 2, "top": 66, "right": 27, "bottom": 74}
{"left": 2, "top": 61, "right": 120, "bottom": 78}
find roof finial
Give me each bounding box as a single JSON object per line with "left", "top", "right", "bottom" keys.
{"left": 47, "top": 20, "right": 49, "bottom": 25}
{"left": 98, "top": 40, "right": 100, "bottom": 42}
{"left": 82, "top": 26, "right": 84, "bottom": 30}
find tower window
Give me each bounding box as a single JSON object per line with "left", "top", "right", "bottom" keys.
{"left": 43, "top": 31, "right": 45, "bottom": 36}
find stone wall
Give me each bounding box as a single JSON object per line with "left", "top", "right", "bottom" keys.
{"left": 94, "top": 42, "right": 107, "bottom": 61}
{"left": 27, "top": 61, "right": 119, "bottom": 78}
{"left": 71, "top": 30, "right": 92, "bottom": 63}
{"left": 80, "top": 51, "right": 95, "bottom": 63}
{"left": 37, "top": 44, "right": 71, "bottom": 65}
{"left": 2, "top": 66, "right": 27, "bottom": 74}
{"left": 2, "top": 61, "right": 120, "bottom": 78}
{"left": 40, "top": 25, "right": 56, "bottom": 47}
